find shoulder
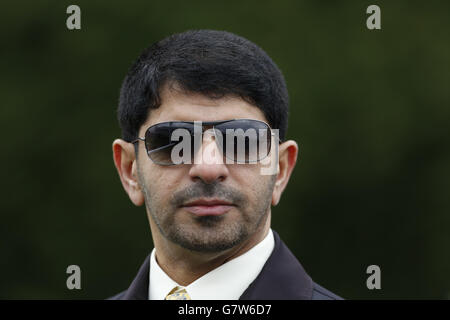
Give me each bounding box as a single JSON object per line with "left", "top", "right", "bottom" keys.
{"left": 311, "top": 282, "right": 344, "bottom": 300}
{"left": 240, "top": 230, "right": 344, "bottom": 300}
{"left": 106, "top": 290, "right": 126, "bottom": 300}
{"left": 105, "top": 253, "right": 152, "bottom": 300}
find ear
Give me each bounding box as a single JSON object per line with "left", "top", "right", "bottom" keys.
{"left": 112, "top": 139, "right": 145, "bottom": 206}
{"left": 271, "top": 140, "right": 298, "bottom": 206}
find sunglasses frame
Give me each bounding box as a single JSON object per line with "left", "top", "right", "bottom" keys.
{"left": 132, "top": 118, "right": 282, "bottom": 166}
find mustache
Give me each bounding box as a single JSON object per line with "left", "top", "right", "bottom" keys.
{"left": 171, "top": 181, "right": 246, "bottom": 207}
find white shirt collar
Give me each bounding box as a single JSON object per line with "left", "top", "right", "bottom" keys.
{"left": 149, "top": 228, "right": 274, "bottom": 300}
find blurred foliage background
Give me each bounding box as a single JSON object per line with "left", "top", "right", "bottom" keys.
{"left": 0, "top": 0, "right": 449, "bottom": 299}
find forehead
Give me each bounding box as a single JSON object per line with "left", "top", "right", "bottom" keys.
{"left": 140, "top": 84, "right": 268, "bottom": 131}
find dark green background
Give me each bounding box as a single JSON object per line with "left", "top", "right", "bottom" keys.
{"left": 1, "top": 1, "right": 449, "bottom": 299}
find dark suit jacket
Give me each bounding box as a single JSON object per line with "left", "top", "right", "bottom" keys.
{"left": 109, "top": 230, "right": 343, "bottom": 300}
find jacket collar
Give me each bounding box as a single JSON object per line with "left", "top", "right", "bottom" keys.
{"left": 120, "top": 254, "right": 150, "bottom": 300}
{"left": 239, "top": 230, "right": 313, "bottom": 299}
{"left": 120, "top": 230, "right": 313, "bottom": 300}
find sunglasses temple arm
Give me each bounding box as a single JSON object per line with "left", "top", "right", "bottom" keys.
{"left": 131, "top": 137, "right": 145, "bottom": 144}
{"left": 271, "top": 132, "right": 283, "bottom": 144}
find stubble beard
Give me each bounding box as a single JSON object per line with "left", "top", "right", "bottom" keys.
{"left": 137, "top": 167, "right": 276, "bottom": 253}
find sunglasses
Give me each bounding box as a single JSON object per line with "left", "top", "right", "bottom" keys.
{"left": 131, "top": 119, "right": 280, "bottom": 166}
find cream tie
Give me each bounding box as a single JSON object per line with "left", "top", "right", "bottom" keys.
{"left": 165, "top": 286, "right": 191, "bottom": 300}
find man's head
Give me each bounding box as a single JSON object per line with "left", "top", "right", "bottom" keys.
{"left": 113, "top": 30, "right": 298, "bottom": 253}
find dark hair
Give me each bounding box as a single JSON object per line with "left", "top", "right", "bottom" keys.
{"left": 117, "top": 29, "right": 289, "bottom": 143}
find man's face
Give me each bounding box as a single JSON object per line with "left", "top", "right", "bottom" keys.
{"left": 135, "top": 85, "right": 277, "bottom": 253}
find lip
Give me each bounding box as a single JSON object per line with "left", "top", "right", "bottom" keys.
{"left": 181, "top": 198, "right": 235, "bottom": 216}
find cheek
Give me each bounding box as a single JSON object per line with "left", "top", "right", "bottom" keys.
{"left": 231, "top": 165, "right": 271, "bottom": 199}
{"left": 142, "top": 166, "right": 186, "bottom": 200}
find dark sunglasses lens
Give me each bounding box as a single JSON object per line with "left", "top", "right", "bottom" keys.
{"left": 146, "top": 125, "right": 171, "bottom": 150}
{"left": 145, "top": 123, "right": 195, "bottom": 165}
{"left": 216, "top": 120, "right": 271, "bottom": 163}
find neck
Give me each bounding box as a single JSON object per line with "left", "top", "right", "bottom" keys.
{"left": 149, "top": 213, "right": 271, "bottom": 286}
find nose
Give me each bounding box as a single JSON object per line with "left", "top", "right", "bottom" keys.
{"left": 188, "top": 129, "right": 229, "bottom": 184}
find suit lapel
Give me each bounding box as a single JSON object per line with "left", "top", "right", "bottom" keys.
{"left": 121, "top": 255, "right": 150, "bottom": 300}
{"left": 239, "top": 230, "right": 313, "bottom": 300}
